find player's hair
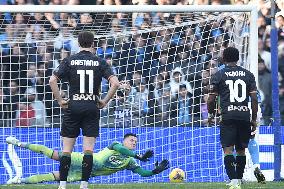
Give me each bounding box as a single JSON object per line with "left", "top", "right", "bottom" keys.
{"left": 222, "top": 47, "right": 239, "bottom": 63}
{"left": 78, "top": 31, "right": 94, "bottom": 48}
{"left": 123, "top": 133, "right": 137, "bottom": 139}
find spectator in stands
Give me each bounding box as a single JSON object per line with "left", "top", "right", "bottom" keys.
{"left": 25, "top": 63, "right": 38, "bottom": 87}
{"left": 175, "top": 46, "right": 190, "bottom": 77}
{"left": 36, "top": 63, "right": 46, "bottom": 101}
{"left": 133, "top": 35, "right": 153, "bottom": 78}
{"left": 169, "top": 67, "right": 192, "bottom": 97}
{"left": 24, "top": 87, "right": 47, "bottom": 127}
{"left": 258, "top": 37, "right": 271, "bottom": 70}
{"left": 12, "top": 13, "right": 27, "bottom": 39}
{"left": 176, "top": 84, "right": 192, "bottom": 126}
{"left": 54, "top": 26, "right": 79, "bottom": 52}
{"left": 109, "top": 89, "right": 139, "bottom": 127}
{"left": 96, "top": 39, "right": 115, "bottom": 58}
{"left": 154, "top": 86, "right": 177, "bottom": 126}
{"left": 258, "top": 58, "right": 272, "bottom": 125}
{"left": 279, "top": 84, "right": 284, "bottom": 125}
{"left": 200, "top": 93, "right": 209, "bottom": 125}
{"left": 153, "top": 73, "right": 170, "bottom": 100}
{"left": 77, "top": 13, "right": 94, "bottom": 30}
{"left": 16, "top": 98, "right": 35, "bottom": 127}
{"left": 133, "top": 79, "right": 149, "bottom": 117}
{"left": 158, "top": 65, "right": 171, "bottom": 84}
{"left": 5, "top": 80, "right": 21, "bottom": 121}
{"left": 2, "top": 44, "right": 26, "bottom": 87}
{"left": 150, "top": 52, "right": 172, "bottom": 79}
{"left": 275, "top": 11, "right": 284, "bottom": 39}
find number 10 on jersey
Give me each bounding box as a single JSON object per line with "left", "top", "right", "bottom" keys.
{"left": 77, "top": 70, "right": 94, "bottom": 93}
{"left": 225, "top": 79, "right": 246, "bottom": 103}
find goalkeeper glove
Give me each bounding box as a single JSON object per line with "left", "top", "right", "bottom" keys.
{"left": 152, "top": 159, "right": 170, "bottom": 174}
{"left": 135, "top": 149, "right": 154, "bottom": 162}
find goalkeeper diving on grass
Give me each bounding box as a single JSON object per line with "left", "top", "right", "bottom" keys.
{"left": 6, "top": 133, "right": 169, "bottom": 184}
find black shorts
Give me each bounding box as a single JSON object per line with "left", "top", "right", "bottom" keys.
{"left": 61, "top": 100, "right": 100, "bottom": 138}
{"left": 220, "top": 119, "right": 251, "bottom": 150}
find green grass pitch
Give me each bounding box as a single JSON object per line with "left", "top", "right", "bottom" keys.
{"left": 2, "top": 182, "right": 284, "bottom": 189}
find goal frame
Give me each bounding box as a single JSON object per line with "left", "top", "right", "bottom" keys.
{"left": 0, "top": 4, "right": 260, "bottom": 183}
{"left": 0, "top": 5, "right": 258, "bottom": 81}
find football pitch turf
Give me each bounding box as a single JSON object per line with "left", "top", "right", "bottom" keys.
{"left": 2, "top": 182, "right": 284, "bottom": 189}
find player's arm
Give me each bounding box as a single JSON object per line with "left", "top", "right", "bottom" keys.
{"left": 132, "top": 160, "right": 170, "bottom": 177}
{"left": 207, "top": 73, "right": 219, "bottom": 124}
{"left": 49, "top": 75, "right": 65, "bottom": 106}
{"left": 98, "top": 60, "right": 120, "bottom": 108}
{"left": 250, "top": 92, "right": 258, "bottom": 122}
{"left": 110, "top": 142, "right": 153, "bottom": 162}
{"left": 101, "top": 76, "right": 120, "bottom": 104}
{"left": 248, "top": 73, "right": 258, "bottom": 132}
{"left": 49, "top": 58, "right": 69, "bottom": 109}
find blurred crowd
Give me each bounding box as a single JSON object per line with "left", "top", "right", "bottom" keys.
{"left": 0, "top": 0, "right": 283, "bottom": 127}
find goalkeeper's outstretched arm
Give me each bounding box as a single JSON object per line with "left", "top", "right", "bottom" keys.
{"left": 111, "top": 142, "right": 154, "bottom": 162}
{"left": 132, "top": 160, "right": 170, "bottom": 177}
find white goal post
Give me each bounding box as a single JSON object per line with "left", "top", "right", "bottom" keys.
{"left": 0, "top": 5, "right": 259, "bottom": 184}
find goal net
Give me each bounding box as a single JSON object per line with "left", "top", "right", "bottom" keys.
{"left": 0, "top": 5, "right": 258, "bottom": 184}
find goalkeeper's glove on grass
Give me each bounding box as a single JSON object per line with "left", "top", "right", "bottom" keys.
{"left": 135, "top": 149, "right": 154, "bottom": 162}
{"left": 152, "top": 159, "right": 170, "bottom": 174}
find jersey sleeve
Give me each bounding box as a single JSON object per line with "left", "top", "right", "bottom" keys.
{"left": 209, "top": 72, "right": 221, "bottom": 94}
{"left": 107, "top": 141, "right": 121, "bottom": 150}
{"left": 126, "top": 158, "right": 140, "bottom": 171}
{"left": 247, "top": 73, "right": 257, "bottom": 93}
{"left": 100, "top": 59, "right": 114, "bottom": 80}
{"left": 53, "top": 58, "right": 70, "bottom": 80}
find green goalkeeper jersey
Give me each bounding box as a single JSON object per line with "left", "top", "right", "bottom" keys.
{"left": 91, "top": 142, "right": 140, "bottom": 176}
{"left": 59, "top": 142, "right": 140, "bottom": 178}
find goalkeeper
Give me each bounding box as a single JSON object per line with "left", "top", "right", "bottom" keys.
{"left": 6, "top": 133, "right": 169, "bottom": 184}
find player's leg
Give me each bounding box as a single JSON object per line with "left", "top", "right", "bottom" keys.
{"left": 6, "top": 136, "right": 59, "bottom": 160}
{"left": 220, "top": 120, "right": 239, "bottom": 188}
{"left": 80, "top": 106, "right": 99, "bottom": 189}
{"left": 59, "top": 108, "right": 80, "bottom": 189}
{"left": 21, "top": 172, "right": 59, "bottom": 184}
{"left": 235, "top": 120, "right": 252, "bottom": 187}
{"left": 248, "top": 136, "right": 266, "bottom": 183}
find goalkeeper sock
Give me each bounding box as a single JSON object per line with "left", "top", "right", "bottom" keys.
{"left": 22, "top": 173, "right": 56, "bottom": 184}
{"left": 224, "top": 154, "right": 237, "bottom": 180}
{"left": 59, "top": 152, "right": 71, "bottom": 182}
{"left": 236, "top": 155, "right": 246, "bottom": 179}
{"left": 81, "top": 150, "right": 93, "bottom": 182}
{"left": 248, "top": 138, "right": 260, "bottom": 166}
{"left": 25, "top": 144, "right": 54, "bottom": 158}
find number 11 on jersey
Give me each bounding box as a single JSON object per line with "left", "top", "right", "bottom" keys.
{"left": 77, "top": 70, "right": 94, "bottom": 93}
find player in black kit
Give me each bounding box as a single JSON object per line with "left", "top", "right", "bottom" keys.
{"left": 207, "top": 47, "right": 258, "bottom": 189}
{"left": 49, "top": 31, "right": 120, "bottom": 189}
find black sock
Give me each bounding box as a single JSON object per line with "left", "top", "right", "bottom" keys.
{"left": 82, "top": 152, "right": 93, "bottom": 182}
{"left": 236, "top": 155, "right": 246, "bottom": 179}
{"left": 224, "top": 154, "right": 237, "bottom": 180}
{"left": 59, "top": 153, "right": 71, "bottom": 181}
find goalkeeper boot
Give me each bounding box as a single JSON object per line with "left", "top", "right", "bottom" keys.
{"left": 58, "top": 186, "right": 66, "bottom": 189}
{"left": 254, "top": 167, "right": 266, "bottom": 184}
{"left": 6, "top": 136, "right": 21, "bottom": 147}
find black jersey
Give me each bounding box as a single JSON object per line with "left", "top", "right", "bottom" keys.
{"left": 210, "top": 65, "right": 257, "bottom": 121}
{"left": 53, "top": 50, "right": 114, "bottom": 100}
